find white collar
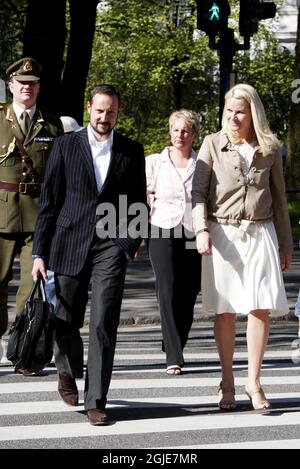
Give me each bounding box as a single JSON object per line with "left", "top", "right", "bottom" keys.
{"left": 161, "top": 146, "right": 197, "bottom": 164}
{"left": 87, "top": 125, "right": 114, "bottom": 149}
{"left": 13, "top": 102, "right": 36, "bottom": 121}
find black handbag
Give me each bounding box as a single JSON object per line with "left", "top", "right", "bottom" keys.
{"left": 7, "top": 278, "right": 55, "bottom": 372}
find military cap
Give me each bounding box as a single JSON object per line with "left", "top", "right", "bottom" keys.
{"left": 6, "top": 57, "right": 42, "bottom": 82}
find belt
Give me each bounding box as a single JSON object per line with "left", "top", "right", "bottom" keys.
{"left": 0, "top": 181, "right": 42, "bottom": 195}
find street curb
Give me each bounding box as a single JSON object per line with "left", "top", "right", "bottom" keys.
{"left": 116, "top": 313, "right": 298, "bottom": 327}
{"left": 7, "top": 310, "right": 298, "bottom": 329}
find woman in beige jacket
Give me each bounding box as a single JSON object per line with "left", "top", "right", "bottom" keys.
{"left": 192, "top": 84, "right": 293, "bottom": 411}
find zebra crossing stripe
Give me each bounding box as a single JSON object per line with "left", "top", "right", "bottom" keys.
{"left": 0, "top": 393, "right": 300, "bottom": 415}
{"left": 157, "top": 439, "right": 300, "bottom": 449}
{"left": 0, "top": 375, "right": 299, "bottom": 394}
{"left": 113, "top": 350, "right": 295, "bottom": 360}
{"left": 1, "top": 411, "right": 300, "bottom": 441}
{"left": 2, "top": 361, "right": 300, "bottom": 373}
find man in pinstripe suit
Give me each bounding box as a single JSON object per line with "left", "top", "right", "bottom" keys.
{"left": 31, "top": 85, "right": 147, "bottom": 425}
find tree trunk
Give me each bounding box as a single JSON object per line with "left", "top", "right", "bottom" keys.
{"left": 170, "top": 56, "right": 182, "bottom": 111}
{"left": 23, "top": 0, "right": 67, "bottom": 115}
{"left": 287, "top": 6, "right": 300, "bottom": 197}
{"left": 61, "top": 0, "right": 99, "bottom": 124}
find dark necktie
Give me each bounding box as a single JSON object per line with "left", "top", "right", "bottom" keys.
{"left": 20, "top": 111, "right": 30, "bottom": 136}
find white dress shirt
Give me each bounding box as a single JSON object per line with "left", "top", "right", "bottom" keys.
{"left": 87, "top": 125, "right": 113, "bottom": 192}
{"left": 13, "top": 102, "right": 36, "bottom": 127}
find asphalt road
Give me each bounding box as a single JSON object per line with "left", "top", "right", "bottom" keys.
{"left": 0, "top": 322, "right": 300, "bottom": 451}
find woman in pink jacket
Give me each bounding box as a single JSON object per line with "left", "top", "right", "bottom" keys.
{"left": 146, "top": 110, "right": 202, "bottom": 375}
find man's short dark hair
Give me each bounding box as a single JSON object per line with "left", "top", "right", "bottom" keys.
{"left": 88, "top": 84, "right": 121, "bottom": 106}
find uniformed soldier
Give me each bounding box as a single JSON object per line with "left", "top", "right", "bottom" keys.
{"left": 0, "top": 57, "right": 63, "bottom": 373}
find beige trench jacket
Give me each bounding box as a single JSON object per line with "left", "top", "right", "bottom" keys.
{"left": 192, "top": 131, "right": 293, "bottom": 253}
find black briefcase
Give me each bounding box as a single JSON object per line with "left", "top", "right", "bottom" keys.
{"left": 7, "top": 278, "right": 55, "bottom": 372}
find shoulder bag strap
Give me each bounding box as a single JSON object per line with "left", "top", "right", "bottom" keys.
{"left": 15, "top": 136, "right": 37, "bottom": 181}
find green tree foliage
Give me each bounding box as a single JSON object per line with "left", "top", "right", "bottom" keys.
{"left": 89, "top": 0, "right": 294, "bottom": 155}
{"left": 0, "top": 0, "right": 98, "bottom": 122}
{"left": 0, "top": 0, "right": 296, "bottom": 162}
{"left": 0, "top": 0, "right": 27, "bottom": 77}
{"left": 287, "top": 5, "right": 300, "bottom": 193}
{"left": 234, "top": 30, "right": 294, "bottom": 143}
{"left": 89, "top": 0, "right": 220, "bottom": 154}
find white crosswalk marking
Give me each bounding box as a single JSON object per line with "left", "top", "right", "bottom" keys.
{"left": 2, "top": 411, "right": 300, "bottom": 442}
{"left": 160, "top": 439, "right": 300, "bottom": 449}
{"left": 0, "top": 324, "right": 300, "bottom": 450}
{"left": 0, "top": 393, "right": 300, "bottom": 415}
{"left": 1, "top": 375, "right": 300, "bottom": 393}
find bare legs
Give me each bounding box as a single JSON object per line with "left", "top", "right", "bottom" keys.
{"left": 246, "top": 310, "right": 271, "bottom": 409}
{"left": 214, "top": 313, "right": 236, "bottom": 390}
{"left": 214, "top": 313, "right": 236, "bottom": 409}
{"left": 247, "top": 310, "right": 269, "bottom": 390}
{"left": 214, "top": 310, "right": 270, "bottom": 410}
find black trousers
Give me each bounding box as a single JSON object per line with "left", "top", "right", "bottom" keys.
{"left": 54, "top": 238, "right": 127, "bottom": 411}
{"left": 148, "top": 226, "right": 202, "bottom": 367}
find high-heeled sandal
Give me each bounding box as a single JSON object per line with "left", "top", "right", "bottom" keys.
{"left": 218, "top": 381, "right": 237, "bottom": 411}
{"left": 245, "top": 386, "right": 271, "bottom": 410}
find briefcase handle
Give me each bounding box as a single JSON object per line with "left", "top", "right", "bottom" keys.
{"left": 28, "top": 278, "right": 48, "bottom": 303}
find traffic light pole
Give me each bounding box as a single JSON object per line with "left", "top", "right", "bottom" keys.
{"left": 209, "top": 29, "right": 250, "bottom": 128}
{"left": 209, "top": 28, "right": 235, "bottom": 127}
{"left": 196, "top": 0, "right": 272, "bottom": 128}
{"left": 219, "top": 28, "right": 235, "bottom": 127}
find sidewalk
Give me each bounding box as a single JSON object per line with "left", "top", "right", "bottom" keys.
{"left": 7, "top": 245, "right": 300, "bottom": 327}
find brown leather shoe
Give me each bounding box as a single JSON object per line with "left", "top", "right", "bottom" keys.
{"left": 58, "top": 374, "right": 78, "bottom": 406}
{"left": 87, "top": 409, "right": 108, "bottom": 426}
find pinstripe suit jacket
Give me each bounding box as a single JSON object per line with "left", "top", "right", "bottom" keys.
{"left": 32, "top": 128, "right": 147, "bottom": 276}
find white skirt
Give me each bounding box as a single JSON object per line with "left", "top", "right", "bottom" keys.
{"left": 202, "top": 221, "right": 289, "bottom": 317}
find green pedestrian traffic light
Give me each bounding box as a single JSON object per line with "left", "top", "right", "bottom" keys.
{"left": 209, "top": 3, "right": 220, "bottom": 21}
{"left": 197, "top": 0, "right": 231, "bottom": 36}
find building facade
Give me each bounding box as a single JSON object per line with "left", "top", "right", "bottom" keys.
{"left": 275, "top": 0, "right": 299, "bottom": 54}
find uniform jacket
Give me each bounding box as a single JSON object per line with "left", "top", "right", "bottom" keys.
{"left": 0, "top": 104, "right": 63, "bottom": 232}
{"left": 32, "top": 129, "right": 147, "bottom": 276}
{"left": 192, "top": 131, "right": 293, "bottom": 253}
{"left": 146, "top": 147, "right": 196, "bottom": 232}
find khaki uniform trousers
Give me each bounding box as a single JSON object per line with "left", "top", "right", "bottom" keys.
{"left": 0, "top": 233, "right": 34, "bottom": 337}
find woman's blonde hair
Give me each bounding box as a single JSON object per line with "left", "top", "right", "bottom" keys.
{"left": 221, "top": 83, "right": 280, "bottom": 156}
{"left": 169, "top": 109, "right": 200, "bottom": 140}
